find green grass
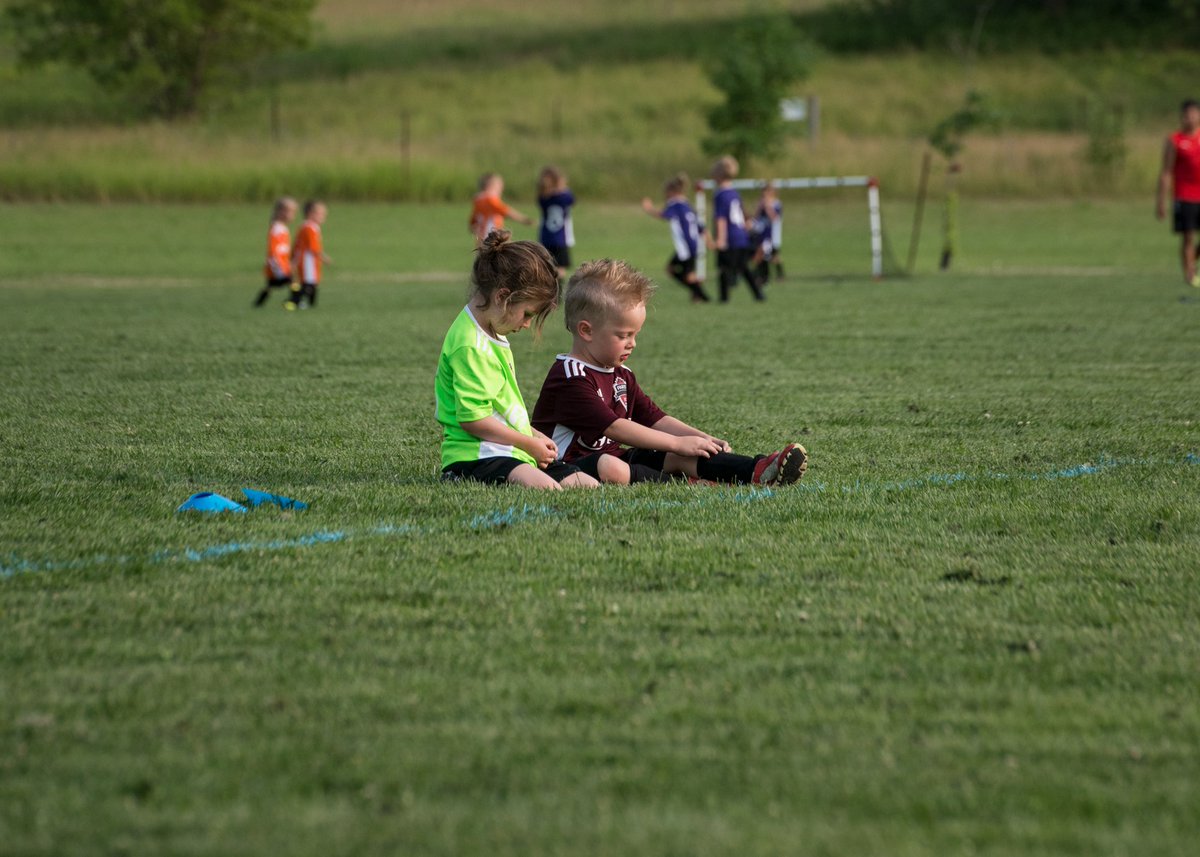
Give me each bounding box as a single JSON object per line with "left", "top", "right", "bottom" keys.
{"left": 1, "top": 0, "right": 1197, "bottom": 201}
{"left": 2, "top": 199, "right": 1199, "bottom": 856}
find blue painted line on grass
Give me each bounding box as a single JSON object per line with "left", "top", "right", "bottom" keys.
{"left": 2, "top": 454, "right": 1196, "bottom": 578}
{"left": 469, "top": 504, "right": 561, "bottom": 531}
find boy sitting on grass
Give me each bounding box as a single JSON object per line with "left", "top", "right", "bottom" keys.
{"left": 530, "top": 259, "right": 807, "bottom": 485}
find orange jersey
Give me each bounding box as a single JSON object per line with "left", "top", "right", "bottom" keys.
{"left": 264, "top": 221, "right": 292, "bottom": 280}
{"left": 293, "top": 220, "right": 324, "bottom": 284}
{"left": 470, "top": 192, "right": 513, "bottom": 240}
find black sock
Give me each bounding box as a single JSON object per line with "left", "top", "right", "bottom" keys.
{"left": 696, "top": 452, "right": 761, "bottom": 484}
{"left": 673, "top": 273, "right": 710, "bottom": 302}
{"left": 254, "top": 289, "right": 270, "bottom": 306}
{"left": 630, "top": 464, "right": 672, "bottom": 483}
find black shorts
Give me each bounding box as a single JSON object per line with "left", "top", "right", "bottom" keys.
{"left": 442, "top": 456, "right": 581, "bottom": 485}
{"left": 1174, "top": 201, "right": 1200, "bottom": 234}
{"left": 668, "top": 255, "right": 697, "bottom": 280}
{"left": 573, "top": 448, "right": 669, "bottom": 482}
{"left": 546, "top": 245, "right": 571, "bottom": 269}
{"left": 265, "top": 276, "right": 292, "bottom": 288}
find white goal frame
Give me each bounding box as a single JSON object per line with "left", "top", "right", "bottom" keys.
{"left": 696, "top": 176, "right": 884, "bottom": 279}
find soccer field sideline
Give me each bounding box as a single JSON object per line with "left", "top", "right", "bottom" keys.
{"left": 6, "top": 453, "right": 1196, "bottom": 579}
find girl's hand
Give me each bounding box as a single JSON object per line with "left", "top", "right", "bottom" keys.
{"left": 522, "top": 435, "right": 558, "bottom": 468}
{"left": 641, "top": 198, "right": 657, "bottom": 214}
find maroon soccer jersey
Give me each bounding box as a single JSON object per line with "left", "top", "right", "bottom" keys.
{"left": 532, "top": 355, "right": 666, "bottom": 461}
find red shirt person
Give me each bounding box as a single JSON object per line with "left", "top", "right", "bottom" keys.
{"left": 1156, "top": 98, "right": 1200, "bottom": 287}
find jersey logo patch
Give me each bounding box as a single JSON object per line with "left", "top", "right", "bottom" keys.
{"left": 612, "top": 377, "right": 628, "bottom": 412}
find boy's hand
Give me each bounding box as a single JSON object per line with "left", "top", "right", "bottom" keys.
{"left": 641, "top": 197, "right": 657, "bottom": 214}
{"left": 705, "top": 434, "right": 732, "bottom": 453}
{"left": 673, "top": 435, "right": 722, "bottom": 459}
{"left": 521, "top": 435, "right": 558, "bottom": 468}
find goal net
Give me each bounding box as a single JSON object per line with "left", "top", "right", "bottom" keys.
{"left": 695, "top": 176, "right": 898, "bottom": 280}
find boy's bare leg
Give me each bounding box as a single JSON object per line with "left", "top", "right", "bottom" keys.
{"left": 597, "top": 454, "right": 632, "bottom": 485}
{"left": 506, "top": 465, "right": 600, "bottom": 489}
{"left": 661, "top": 453, "right": 700, "bottom": 478}
{"left": 561, "top": 472, "right": 600, "bottom": 488}
{"left": 507, "top": 464, "right": 563, "bottom": 490}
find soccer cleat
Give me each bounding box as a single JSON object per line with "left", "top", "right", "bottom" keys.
{"left": 752, "top": 443, "right": 808, "bottom": 486}
{"left": 284, "top": 300, "right": 298, "bottom": 311}
{"left": 1190, "top": 273, "right": 1200, "bottom": 288}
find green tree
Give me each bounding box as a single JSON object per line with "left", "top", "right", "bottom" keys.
{"left": 702, "top": 15, "right": 813, "bottom": 166}
{"left": 5, "top": 0, "right": 316, "bottom": 117}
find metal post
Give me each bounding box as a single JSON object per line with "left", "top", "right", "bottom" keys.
{"left": 868, "top": 180, "right": 883, "bottom": 279}
{"left": 695, "top": 185, "right": 707, "bottom": 282}
{"left": 400, "top": 110, "right": 411, "bottom": 185}
{"left": 269, "top": 85, "right": 282, "bottom": 143}
{"left": 807, "top": 95, "right": 820, "bottom": 145}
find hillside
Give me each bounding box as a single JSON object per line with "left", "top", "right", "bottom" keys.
{"left": 0, "top": 0, "right": 1196, "bottom": 201}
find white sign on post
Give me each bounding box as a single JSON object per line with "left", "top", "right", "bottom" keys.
{"left": 779, "top": 97, "right": 808, "bottom": 122}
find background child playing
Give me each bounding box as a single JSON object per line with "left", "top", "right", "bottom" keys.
{"left": 286, "top": 200, "right": 331, "bottom": 310}
{"left": 749, "top": 184, "right": 782, "bottom": 287}
{"left": 537, "top": 165, "right": 575, "bottom": 279}
{"left": 256, "top": 196, "right": 297, "bottom": 308}
{"left": 470, "top": 173, "right": 533, "bottom": 243}
{"left": 531, "top": 259, "right": 806, "bottom": 485}
{"left": 710, "top": 155, "right": 765, "bottom": 302}
{"left": 436, "top": 230, "right": 598, "bottom": 490}
{"left": 641, "top": 173, "right": 710, "bottom": 303}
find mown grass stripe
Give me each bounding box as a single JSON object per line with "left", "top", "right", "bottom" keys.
{"left": 4, "top": 455, "right": 1194, "bottom": 579}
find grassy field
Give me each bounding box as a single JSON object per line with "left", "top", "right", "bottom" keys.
{"left": 2, "top": 199, "right": 1198, "bottom": 856}
{"left": 1, "top": 0, "right": 1196, "bottom": 201}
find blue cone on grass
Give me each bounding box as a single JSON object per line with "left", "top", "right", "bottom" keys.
{"left": 177, "top": 492, "right": 248, "bottom": 514}
{"left": 241, "top": 488, "right": 307, "bottom": 510}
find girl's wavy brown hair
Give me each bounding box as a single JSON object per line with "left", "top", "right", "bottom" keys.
{"left": 471, "top": 229, "right": 561, "bottom": 334}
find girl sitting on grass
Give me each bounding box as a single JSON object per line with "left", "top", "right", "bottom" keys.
{"left": 435, "top": 230, "right": 599, "bottom": 489}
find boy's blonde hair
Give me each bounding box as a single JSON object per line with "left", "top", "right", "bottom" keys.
{"left": 478, "top": 172, "right": 500, "bottom": 192}
{"left": 564, "top": 259, "right": 656, "bottom": 332}
{"left": 711, "top": 155, "right": 739, "bottom": 181}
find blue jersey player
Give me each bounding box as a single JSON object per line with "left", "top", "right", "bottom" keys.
{"left": 537, "top": 165, "right": 575, "bottom": 279}
{"left": 750, "top": 184, "right": 783, "bottom": 285}
{"left": 710, "top": 156, "right": 764, "bottom": 302}
{"left": 642, "top": 173, "right": 710, "bottom": 303}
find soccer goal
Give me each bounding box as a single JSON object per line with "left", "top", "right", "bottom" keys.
{"left": 695, "top": 176, "right": 888, "bottom": 279}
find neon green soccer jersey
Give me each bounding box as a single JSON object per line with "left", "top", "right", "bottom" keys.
{"left": 435, "top": 306, "right": 536, "bottom": 469}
